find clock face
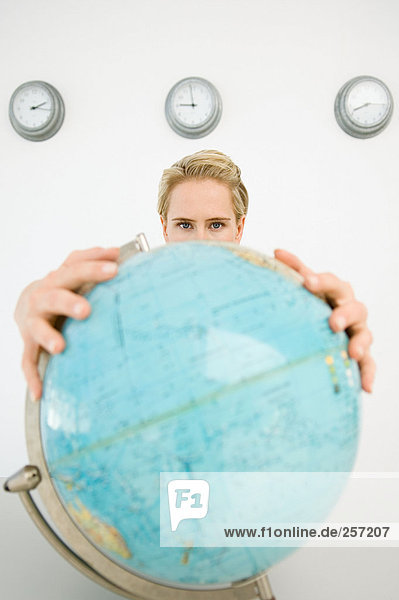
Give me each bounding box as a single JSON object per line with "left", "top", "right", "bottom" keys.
{"left": 346, "top": 80, "right": 389, "bottom": 126}
{"left": 12, "top": 83, "right": 54, "bottom": 129}
{"left": 9, "top": 81, "right": 65, "bottom": 141}
{"left": 335, "top": 76, "right": 393, "bottom": 138}
{"left": 171, "top": 80, "right": 214, "bottom": 127}
{"left": 165, "top": 77, "right": 222, "bottom": 138}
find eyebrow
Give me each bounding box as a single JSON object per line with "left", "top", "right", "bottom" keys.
{"left": 171, "top": 217, "right": 232, "bottom": 222}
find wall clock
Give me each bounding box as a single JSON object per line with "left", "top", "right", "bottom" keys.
{"left": 165, "top": 76, "right": 222, "bottom": 138}
{"left": 334, "top": 75, "right": 393, "bottom": 138}
{"left": 9, "top": 80, "right": 65, "bottom": 141}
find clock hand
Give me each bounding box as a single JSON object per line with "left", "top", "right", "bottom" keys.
{"left": 353, "top": 102, "right": 385, "bottom": 111}
{"left": 34, "top": 107, "right": 51, "bottom": 111}
{"left": 189, "top": 84, "right": 195, "bottom": 107}
{"left": 179, "top": 103, "right": 198, "bottom": 107}
{"left": 30, "top": 101, "right": 48, "bottom": 110}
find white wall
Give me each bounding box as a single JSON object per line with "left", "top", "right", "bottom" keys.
{"left": 1, "top": 0, "right": 398, "bottom": 598}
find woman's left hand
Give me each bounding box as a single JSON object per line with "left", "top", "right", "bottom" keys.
{"left": 274, "top": 248, "right": 375, "bottom": 394}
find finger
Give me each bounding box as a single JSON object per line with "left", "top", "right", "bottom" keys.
{"left": 21, "top": 340, "right": 42, "bottom": 401}
{"left": 347, "top": 328, "right": 374, "bottom": 362}
{"left": 32, "top": 288, "right": 91, "bottom": 320}
{"left": 274, "top": 248, "right": 315, "bottom": 278}
{"left": 26, "top": 316, "right": 66, "bottom": 355}
{"left": 304, "top": 272, "right": 355, "bottom": 307}
{"left": 46, "top": 260, "right": 118, "bottom": 291}
{"left": 358, "top": 352, "right": 376, "bottom": 393}
{"left": 328, "top": 300, "right": 368, "bottom": 332}
{"left": 62, "top": 246, "right": 120, "bottom": 267}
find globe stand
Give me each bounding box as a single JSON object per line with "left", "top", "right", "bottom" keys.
{"left": 4, "top": 233, "right": 277, "bottom": 600}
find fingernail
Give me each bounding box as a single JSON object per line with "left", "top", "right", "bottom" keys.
{"left": 29, "top": 388, "right": 39, "bottom": 402}
{"left": 102, "top": 262, "right": 117, "bottom": 274}
{"left": 355, "top": 346, "right": 364, "bottom": 359}
{"left": 48, "top": 339, "right": 57, "bottom": 353}
{"left": 306, "top": 275, "right": 318, "bottom": 289}
{"left": 335, "top": 316, "right": 346, "bottom": 330}
{"left": 73, "top": 302, "right": 84, "bottom": 316}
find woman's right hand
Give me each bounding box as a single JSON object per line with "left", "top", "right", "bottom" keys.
{"left": 14, "top": 246, "right": 120, "bottom": 401}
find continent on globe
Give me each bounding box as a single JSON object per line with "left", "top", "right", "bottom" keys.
{"left": 68, "top": 497, "right": 132, "bottom": 559}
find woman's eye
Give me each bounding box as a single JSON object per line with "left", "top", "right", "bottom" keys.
{"left": 211, "top": 222, "right": 224, "bottom": 230}
{"left": 178, "top": 222, "right": 191, "bottom": 229}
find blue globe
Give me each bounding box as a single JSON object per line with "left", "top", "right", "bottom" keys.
{"left": 40, "top": 241, "right": 360, "bottom": 587}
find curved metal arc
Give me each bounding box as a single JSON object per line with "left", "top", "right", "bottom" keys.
{"left": 8, "top": 233, "right": 276, "bottom": 600}
{"left": 19, "top": 490, "right": 140, "bottom": 600}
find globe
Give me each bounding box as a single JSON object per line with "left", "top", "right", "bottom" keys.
{"left": 39, "top": 241, "right": 361, "bottom": 588}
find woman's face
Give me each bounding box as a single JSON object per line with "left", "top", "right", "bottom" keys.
{"left": 160, "top": 178, "right": 245, "bottom": 244}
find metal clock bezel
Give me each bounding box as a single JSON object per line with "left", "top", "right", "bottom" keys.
{"left": 334, "top": 75, "right": 393, "bottom": 139}
{"left": 9, "top": 80, "right": 65, "bottom": 142}
{"left": 165, "top": 77, "right": 222, "bottom": 139}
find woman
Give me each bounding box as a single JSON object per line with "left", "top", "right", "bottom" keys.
{"left": 14, "top": 149, "right": 375, "bottom": 401}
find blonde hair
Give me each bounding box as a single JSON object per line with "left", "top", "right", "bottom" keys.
{"left": 157, "top": 149, "right": 249, "bottom": 223}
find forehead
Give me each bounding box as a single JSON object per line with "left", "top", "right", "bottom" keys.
{"left": 167, "top": 178, "right": 234, "bottom": 217}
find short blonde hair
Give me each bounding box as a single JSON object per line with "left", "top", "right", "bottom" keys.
{"left": 157, "top": 149, "right": 249, "bottom": 223}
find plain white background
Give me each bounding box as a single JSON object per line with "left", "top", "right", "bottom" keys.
{"left": 1, "top": 0, "right": 398, "bottom": 598}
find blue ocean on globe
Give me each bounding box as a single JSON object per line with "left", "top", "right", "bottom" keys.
{"left": 40, "top": 241, "right": 361, "bottom": 586}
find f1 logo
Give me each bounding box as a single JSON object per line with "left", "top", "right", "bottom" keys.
{"left": 167, "top": 480, "right": 210, "bottom": 531}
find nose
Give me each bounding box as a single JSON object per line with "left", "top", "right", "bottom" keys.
{"left": 191, "top": 228, "right": 209, "bottom": 241}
